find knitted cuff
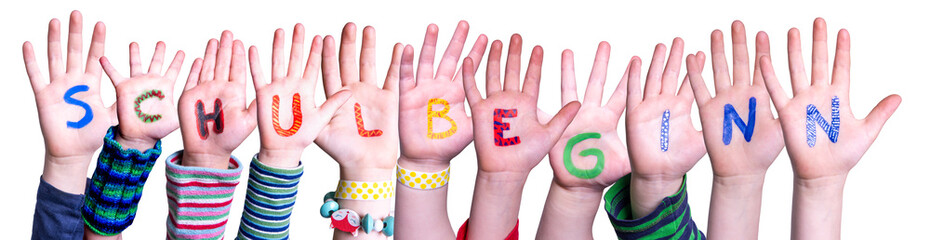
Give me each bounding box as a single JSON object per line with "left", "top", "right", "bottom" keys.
{"left": 603, "top": 174, "right": 705, "bottom": 239}
{"left": 165, "top": 150, "right": 243, "bottom": 240}
{"left": 82, "top": 125, "right": 162, "bottom": 236}
{"left": 237, "top": 154, "right": 304, "bottom": 240}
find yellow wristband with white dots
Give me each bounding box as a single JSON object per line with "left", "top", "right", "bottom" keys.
{"left": 396, "top": 165, "right": 450, "bottom": 190}
{"left": 334, "top": 180, "right": 394, "bottom": 200}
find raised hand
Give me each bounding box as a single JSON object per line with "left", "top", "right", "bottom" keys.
{"left": 23, "top": 11, "right": 111, "bottom": 193}
{"left": 686, "top": 21, "right": 783, "bottom": 239}
{"left": 101, "top": 42, "right": 185, "bottom": 149}
{"left": 249, "top": 24, "right": 351, "bottom": 168}
{"left": 625, "top": 38, "right": 705, "bottom": 218}
{"left": 177, "top": 31, "right": 257, "bottom": 169}
{"left": 758, "top": 18, "right": 901, "bottom": 239}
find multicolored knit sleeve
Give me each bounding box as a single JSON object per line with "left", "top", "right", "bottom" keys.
{"left": 165, "top": 150, "right": 243, "bottom": 240}
{"left": 236, "top": 154, "right": 304, "bottom": 240}
{"left": 603, "top": 174, "right": 705, "bottom": 240}
{"left": 82, "top": 125, "right": 162, "bottom": 235}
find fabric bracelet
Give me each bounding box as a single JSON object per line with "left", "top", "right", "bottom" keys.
{"left": 237, "top": 154, "right": 304, "bottom": 240}
{"left": 334, "top": 180, "right": 393, "bottom": 200}
{"left": 82, "top": 125, "right": 162, "bottom": 236}
{"left": 455, "top": 219, "right": 519, "bottom": 240}
{"left": 396, "top": 165, "right": 450, "bottom": 190}
{"left": 603, "top": 174, "right": 705, "bottom": 239}
{"left": 165, "top": 150, "right": 243, "bottom": 240}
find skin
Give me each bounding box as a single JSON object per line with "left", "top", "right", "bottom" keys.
{"left": 461, "top": 34, "right": 581, "bottom": 239}
{"left": 248, "top": 24, "right": 352, "bottom": 169}
{"left": 757, "top": 18, "right": 901, "bottom": 240}
{"left": 685, "top": 21, "right": 785, "bottom": 240}
{"left": 395, "top": 21, "right": 488, "bottom": 239}
{"left": 626, "top": 38, "right": 707, "bottom": 218}
{"left": 317, "top": 23, "right": 401, "bottom": 240}
{"left": 536, "top": 42, "right": 634, "bottom": 240}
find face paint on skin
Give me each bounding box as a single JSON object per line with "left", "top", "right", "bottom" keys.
{"left": 272, "top": 93, "right": 302, "bottom": 137}
{"left": 563, "top": 132, "right": 605, "bottom": 179}
{"left": 722, "top": 97, "right": 757, "bottom": 145}
{"left": 806, "top": 96, "right": 840, "bottom": 147}
{"left": 355, "top": 103, "right": 383, "bottom": 137}
{"left": 196, "top": 99, "right": 225, "bottom": 140}
{"left": 134, "top": 90, "right": 165, "bottom": 123}
{"left": 493, "top": 108, "right": 520, "bottom": 146}
{"left": 426, "top": 98, "right": 457, "bottom": 139}
{"left": 660, "top": 109, "right": 670, "bottom": 152}
{"left": 64, "top": 85, "right": 93, "bottom": 129}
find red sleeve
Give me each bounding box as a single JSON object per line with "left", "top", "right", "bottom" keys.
{"left": 456, "top": 219, "right": 519, "bottom": 240}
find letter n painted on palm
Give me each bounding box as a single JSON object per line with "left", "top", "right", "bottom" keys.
{"left": 806, "top": 96, "right": 840, "bottom": 147}
{"left": 722, "top": 97, "right": 757, "bottom": 145}
{"left": 355, "top": 103, "right": 383, "bottom": 137}
{"left": 427, "top": 98, "right": 457, "bottom": 139}
{"left": 493, "top": 109, "right": 520, "bottom": 146}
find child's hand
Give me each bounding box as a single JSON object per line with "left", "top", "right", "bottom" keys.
{"left": 316, "top": 23, "right": 400, "bottom": 180}
{"left": 23, "top": 11, "right": 112, "bottom": 193}
{"left": 249, "top": 24, "right": 351, "bottom": 168}
{"left": 686, "top": 21, "right": 784, "bottom": 179}
{"left": 625, "top": 38, "right": 705, "bottom": 217}
{"left": 547, "top": 42, "right": 632, "bottom": 191}
{"left": 398, "top": 21, "right": 488, "bottom": 169}
{"left": 178, "top": 31, "right": 257, "bottom": 169}
{"left": 101, "top": 42, "right": 184, "bottom": 149}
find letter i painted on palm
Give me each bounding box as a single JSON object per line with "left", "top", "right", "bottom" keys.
{"left": 659, "top": 109, "right": 670, "bottom": 152}
{"left": 806, "top": 96, "right": 840, "bottom": 147}
{"left": 64, "top": 85, "right": 93, "bottom": 129}
{"left": 355, "top": 103, "right": 383, "bottom": 137}
{"left": 427, "top": 98, "right": 457, "bottom": 139}
{"left": 493, "top": 108, "right": 520, "bottom": 146}
{"left": 722, "top": 97, "right": 757, "bottom": 145}
{"left": 272, "top": 93, "right": 302, "bottom": 137}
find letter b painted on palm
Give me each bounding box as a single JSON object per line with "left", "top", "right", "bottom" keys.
{"left": 427, "top": 98, "right": 457, "bottom": 139}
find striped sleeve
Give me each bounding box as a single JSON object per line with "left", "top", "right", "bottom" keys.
{"left": 165, "top": 150, "right": 243, "bottom": 240}
{"left": 236, "top": 154, "right": 304, "bottom": 240}
{"left": 603, "top": 174, "right": 705, "bottom": 240}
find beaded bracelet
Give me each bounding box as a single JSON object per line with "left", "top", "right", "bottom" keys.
{"left": 320, "top": 191, "right": 394, "bottom": 237}
{"left": 396, "top": 165, "right": 450, "bottom": 190}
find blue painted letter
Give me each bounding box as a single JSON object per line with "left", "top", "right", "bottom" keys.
{"left": 660, "top": 109, "right": 670, "bottom": 152}
{"left": 722, "top": 97, "right": 757, "bottom": 145}
{"left": 64, "top": 85, "right": 93, "bottom": 129}
{"left": 806, "top": 96, "right": 840, "bottom": 147}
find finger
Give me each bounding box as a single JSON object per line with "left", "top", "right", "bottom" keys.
{"left": 522, "top": 46, "right": 543, "bottom": 101}
{"left": 383, "top": 43, "right": 403, "bottom": 91}
{"left": 164, "top": 50, "right": 186, "bottom": 82}
{"left": 583, "top": 41, "right": 611, "bottom": 105}
{"left": 864, "top": 94, "right": 902, "bottom": 139}
{"left": 731, "top": 21, "right": 751, "bottom": 86}
{"left": 545, "top": 101, "right": 581, "bottom": 136}
{"left": 47, "top": 18, "right": 64, "bottom": 81}
{"left": 436, "top": 20, "right": 469, "bottom": 81}
{"left": 319, "top": 90, "right": 353, "bottom": 120}
{"left": 129, "top": 42, "right": 143, "bottom": 77}
{"left": 249, "top": 46, "right": 267, "bottom": 89}
{"left": 199, "top": 38, "right": 218, "bottom": 82}
{"left": 215, "top": 30, "right": 234, "bottom": 82}
{"left": 417, "top": 24, "right": 439, "bottom": 82}
{"left": 303, "top": 35, "right": 324, "bottom": 99}
{"left": 66, "top": 11, "right": 83, "bottom": 74}
{"left": 752, "top": 31, "right": 771, "bottom": 86}
{"left": 687, "top": 53, "right": 712, "bottom": 106}
{"left": 643, "top": 43, "right": 666, "bottom": 98}
{"left": 271, "top": 28, "right": 287, "bottom": 82}
{"left": 486, "top": 40, "right": 503, "bottom": 95}
{"left": 321, "top": 35, "right": 341, "bottom": 97}
{"left": 626, "top": 56, "right": 644, "bottom": 109}
{"left": 709, "top": 30, "right": 732, "bottom": 94}
{"left": 661, "top": 38, "right": 685, "bottom": 95}
{"left": 832, "top": 29, "right": 850, "bottom": 93}
{"left": 453, "top": 34, "right": 488, "bottom": 83}
{"left": 463, "top": 57, "right": 482, "bottom": 107}
{"left": 359, "top": 26, "right": 377, "bottom": 84}
{"left": 679, "top": 53, "right": 704, "bottom": 102}
{"left": 245, "top": 99, "right": 258, "bottom": 130}
{"left": 287, "top": 23, "right": 305, "bottom": 78}
{"left": 759, "top": 55, "right": 789, "bottom": 109}
{"left": 85, "top": 21, "right": 105, "bottom": 78}
{"left": 230, "top": 40, "right": 248, "bottom": 84}
{"left": 606, "top": 56, "right": 635, "bottom": 112}
{"left": 148, "top": 41, "right": 167, "bottom": 74}
{"left": 338, "top": 23, "right": 360, "bottom": 85}
{"left": 23, "top": 42, "right": 48, "bottom": 93}
{"left": 399, "top": 45, "right": 416, "bottom": 94}
{"left": 99, "top": 56, "right": 125, "bottom": 86}
{"left": 811, "top": 18, "right": 829, "bottom": 86}
{"left": 184, "top": 58, "right": 203, "bottom": 91}
{"left": 502, "top": 34, "right": 523, "bottom": 92}
{"left": 787, "top": 28, "right": 809, "bottom": 94}
{"left": 561, "top": 49, "right": 578, "bottom": 106}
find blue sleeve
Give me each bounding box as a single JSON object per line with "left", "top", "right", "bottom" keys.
{"left": 32, "top": 177, "right": 90, "bottom": 240}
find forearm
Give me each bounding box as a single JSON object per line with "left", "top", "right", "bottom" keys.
{"left": 630, "top": 173, "right": 683, "bottom": 218}
{"left": 536, "top": 181, "right": 601, "bottom": 240}
{"left": 395, "top": 157, "right": 454, "bottom": 239}
{"left": 466, "top": 171, "right": 526, "bottom": 239}
{"left": 333, "top": 163, "right": 394, "bottom": 240}
{"left": 42, "top": 154, "right": 93, "bottom": 194}
{"left": 791, "top": 174, "right": 847, "bottom": 240}
{"left": 708, "top": 174, "right": 766, "bottom": 239}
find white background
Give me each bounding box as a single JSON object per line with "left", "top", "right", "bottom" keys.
{"left": 2, "top": 0, "right": 928, "bottom": 239}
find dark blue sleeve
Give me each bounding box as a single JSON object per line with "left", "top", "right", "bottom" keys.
{"left": 32, "top": 177, "right": 89, "bottom": 240}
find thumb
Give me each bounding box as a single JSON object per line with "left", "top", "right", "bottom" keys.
{"left": 864, "top": 94, "right": 902, "bottom": 139}
{"left": 319, "top": 90, "right": 352, "bottom": 121}
{"left": 545, "top": 101, "right": 581, "bottom": 137}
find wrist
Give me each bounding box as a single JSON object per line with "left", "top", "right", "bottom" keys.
{"left": 549, "top": 181, "right": 603, "bottom": 208}
{"left": 42, "top": 153, "right": 93, "bottom": 194}
{"left": 397, "top": 156, "right": 450, "bottom": 172}
{"left": 340, "top": 166, "right": 394, "bottom": 182}
{"left": 630, "top": 172, "right": 684, "bottom": 218}
{"left": 180, "top": 151, "right": 231, "bottom": 169}
{"left": 713, "top": 173, "right": 766, "bottom": 189}
{"left": 794, "top": 174, "right": 847, "bottom": 193}
{"left": 258, "top": 148, "right": 303, "bottom": 168}
{"left": 115, "top": 128, "right": 157, "bottom": 150}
